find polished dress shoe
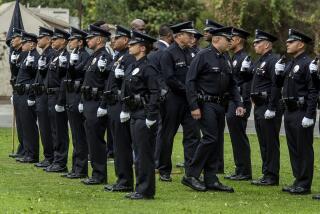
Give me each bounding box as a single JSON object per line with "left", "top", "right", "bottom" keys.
{"left": 67, "top": 173, "right": 86, "bottom": 179}
{"left": 81, "top": 177, "right": 104, "bottom": 185}
{"left": 289, "top": 186, "right": 311, "bottom": 195}
{"left": 224, "top": 173, "right": 237, "bottom": 180}
{"left": 232, "top": 174, "right": 252, "bottom": 181}
{"left": 9, "top": 153, "right": 22, "bottom": 158}
{"left": 176, "top": 162, "right": 185, "bottom": 168}
{"left": 159, "top": 174, "right": 172, "bottom": 182}
{"left": 16, "top": 157, "right": 38, "bottom": 163}
{"left": 45, "top": 164, "right": 68, "bottom": 173}
{"left": 181, "top": 176, "right": 206, "bottom": 191}
{"left": 251, "top": 177, "right": 279, "bottom": 186}
{"left": 34, "top": 159, "right": 51, "bottom": 168}
{"left": 104, "top": 184, "right": 133, "bottom": 192}
{"left": 128, "top": 192, "right": 154, "bottom": 200}
{"left": 206, "top": 181, "right": 234, "bottom": 193}
{"left": 124, "top": 192, "right": 135, "bottom": 198}
{"left": 312, "top": 194, "right": 320, "bottom": 200}
{"left": 282, "top": 185, "right": 295, "bottom": 192}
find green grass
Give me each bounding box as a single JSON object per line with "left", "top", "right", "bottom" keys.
{"left": 1, "top": 128, "right": 320, "bottom": 213}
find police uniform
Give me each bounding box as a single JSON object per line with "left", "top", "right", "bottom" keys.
{"left": 103, "top": 25, "right": 136, "bottom": 191}
{"left": 250, "top": 30, "right": 282, "bottom": 185}
{"left": 121, "top": 30, "right": 159, "bottom": 199}
{"left": 225, "top": 28, "right": 252, "bottom": 180}
{"left": 81, "top": 24, "right": 113, "bottom": 185}
{"left": 184, "top": 27, "right": 241, "bottom": 192}
{"left": 33, "top": 27, "right": 55, "bottom": 168}
{"left": 157, "top": 21, "right": 201, "bottom": 180}
{"left": 14, "top": 32, "right": 40, "bottom": 163}
{"left": 62, "top": 27, "right": 90, "bottom": 178}
{"left": 275, "top": 29, "right": 316, "bottom": 194}
{"left": 44, "top": 28, "right": 70, "bottom": 173}
{"left": 9, "top": 28, "right": 26, "bottom": 158}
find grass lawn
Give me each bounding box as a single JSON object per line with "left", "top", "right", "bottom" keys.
{"left": 1, "top": 128, "right": 320, "bottom": 213}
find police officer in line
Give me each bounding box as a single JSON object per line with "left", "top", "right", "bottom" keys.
{"left": 241, "top": 29, "right": 282, "bottom": 186}
{"left": 33, "top": 27, "right": 55, "bottom": 168}
{"left": 60, "top": 27, "right": 90, "bottom": 179}
{"left": 274, "top": 29, "right": 317, "bottom": 195}
{"left": 203, "top": 19, "right": 224, "bottom": 45}
{"left": 190, "top": 30, "right": 203, "bottom": 55}
{"left": 224, "top": 27, "right": 252, "bottom": 181}
{"left": 103, "top": 25, "right": 136, "bottom": 192}
{"left": 14, "top": 32, "right": 40, "bottom": 163}
{"left": 8, "top": 28, "right": 26, "bottom": 159}
{"left": 157, "top": 21, "right": 200, "bottom": 182}
{"left": 184, "top": 27, "right": 244, "bottom": 192}
{"left": 80, "top": 24, "right": 113, "bottom": 185}
{"left": 120, "top": 30, "right": 159, "bottom": 199}
{"left": 44, "top": 28, "right": 70, "bottom": 173}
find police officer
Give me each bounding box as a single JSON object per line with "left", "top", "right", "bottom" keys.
{"left": 184, "top": 27, "right": 244, "bottom": 192}
{"left": 203, "top": 19, "right": 224, "bottom": 45}
{"left": 242, "top": 30, "right": 282, "bottom": 186}
{"left": 103, "top": 25, "right": 136, "bottom": 192}
{"left": 274, "top": 29, "right": 316, "bottom": 195}
{"left": 120, "top": 30, "right": 159, "bottom": 199}
{"left": 157, "top": 21, "right": 200, "bottom": 182}
{"left": 81, "top": 24, "right": 113, "bottom": 185}
{"left": 8, "top": 28, "right": 26, "bottom": 159}
{"left": 44, "top": 28, "right": 70, "bottom": 173}
{"left": 33, "top": 27, "right": 55, "bottom": 168}
{"left": 61, "top": 27, "right": 90, "bottom": 179}
{"left": 189, "top": 30, "right": 203, "bottom": 55}
{"left": 14, "top": 32, "right": 40, "bottom": 163}
{"left": 224, "top": 27, "right": 252, "bottom": 181}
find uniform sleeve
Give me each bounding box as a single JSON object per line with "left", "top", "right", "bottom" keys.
{"left": 56, "top": 52, "right": 70, "bottom": 106}
{"left": 305, "top": 64, "right": 318, "bottom": 118}
{"left": 186, "top": 54, "right": 202, "bottom": 111}
{"left": 145, "top": 66, "right": 160, "bottom": 121}
{"left": 160, "top": 51, "right": 186, "bottom": 96}
{"left": 229, "top": 74, "right": 243, "bottom": 108}
{"left": 268, "top": 56, "right": 282, "bottom": 111}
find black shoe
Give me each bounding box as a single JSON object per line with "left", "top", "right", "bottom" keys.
{"left": 104, "top": 184, "right": 133, "bottom": 192}
{"left": 34, "top": 159, "right": 51, "bottom": 168}
{"left": 181, "top": 176, "right": 206, "bottom": 192}
{"left": 45, "top": 164, "right": 68, "bottom": 173}
{"left": 16, "top": 157, "right": 38, "bottom": 163}
{"left": 124, "top": 192, "right": 135, "bottom": 198}
{"left": 231, "top": 174, "right": 252, "bottom": 181}
{"left": 67, "top": 173, "right": 87, "bottom": 179}
{"left": 282, "top": 185, "right": 295, "bottom": 192}
{"left": 289, "top": 186, "right": 311, "bottom": 195}
{"left": 128, "top": 192, "right": 154, "bottom": 200}
{"left": 159, "top": 174, "right": 172, "bottom": 182}
{"left": 251, "top": 177, "right": 279, "bottom": 186}
{"left": 206, "top": 181, "right": 234, "bottom": 193}
{"left": 176, "top": 162, "right": 185, "bottom": 168}
{"left": 60, "top": 172, "right": 71, "bottom": 178}
{"left": 81, "top": 177, "right": 104, "bottom": 185}
{"left": 224, "top": 173, "right": 237, "bottom": 180}
{"left": 9, "top": 153, "right": 22, "bottom": 158}
{"left": 312, "top": 194, "right": 320, "bottom": 200}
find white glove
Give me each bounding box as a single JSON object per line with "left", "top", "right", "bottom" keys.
{"left": 120, "top": 111, "right": 130, "bottom": 123}
{"left": 58, "top": 55, "right": 67, "bottom": 67}
{"left": 114, "top": 66, "right": 124, "bottom": 78}
{"left": 97, "top": 56, "right": 107, "bottom": 72}
{"left": 275, "top": 58, "right": 285, "bottom": 75}
{"left": 97, "top": 107, "right": 108, "bottom": 117}
{"left": 264, "top": 109, "right": 276, "bottom": 119}
{"left": 78, "top": 103, "right": 83, "bottom": 113}
{"left": 10, "top": 96, "right": 13, "bottom": 105}
{"left": 27, "top": 99, "right": 35, "bottom": 106}
{"left": 38, "top": 57, "right": 46, "bottom": 70}
{"left": 55, "top": 104, "right": 65, "bottom": 112}
{"left": 25, "top": 55, "right": 35, "bottom": 67}
{"left": 70, "top": 51, "right": 79, "bottom": 65}
{"left": 302, "top": 117, "right": 314, "bottom": 128}
{"left": 309, "top": 60, "right": 318, "bottom": 74}
{"left": 146, "top": 119, "right": 156, "bottom": 128}
{"left": 240, "top": 57, "right": 251, "bottom": 71}
{"left": 10, "top": 53, "right": 18, "bottom": 64}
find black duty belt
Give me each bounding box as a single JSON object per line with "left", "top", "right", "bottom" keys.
{"left": 103, "top": 90, "right": 121, "bottom": 106}
{"left": 283, "top": 97, "right": 306, "bottom": 112}
{"left": 250, "top": 91, "right": 269, "bottom": 106}
{"left": 14, "top": 84, "right": 31, "bottom": 95}
{"left": 81, "top": 86, "right": 103, "bottom": 101}
{"left": 197, "top": 94, "right": 229, "bottom": 105}
{"left": 122, "top": 94, "right": 146, "bottom": 111}
{"left": 64, "top": 79, "right": 82, "bottom": 93}
{"left": 46, "top": 87, "right": 60, "bottom": 95}
{"left": 31, "top": 83, "right": 46, "bottom": 96}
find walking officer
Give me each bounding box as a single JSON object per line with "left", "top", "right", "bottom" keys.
{"left": 184, "top": 26, "right": 245, "bottom": 192}
{"left": 14, "top": 32, "right": 40, "bottom": 163}
{"left": 157, "top": 21, "right": 200, "bottom": 182}
{"left": 120, "top": 30, "right": 159, "bottom": 199}
{"left": 103, "top": 25, "right": 136, "bottom": 192}
{"left": 224, "top": 27, "right": 252, "bottom": 181}
{"left": 33, "top": 27, "right": 55, "bottom": 168}
{"left": 274, "top": 29, "right": 317, "bottom": 195}
{"left": 242, "top": 29, "right": 282, "bottom": 186}
{"left": 61, "top": 27, "right": 90, "bottom": 179}
{"left": 44, "top": 28, "right": 70, "bottom": 173}
{"left": 81, "top": 24, "right": 113, "bottom": 185}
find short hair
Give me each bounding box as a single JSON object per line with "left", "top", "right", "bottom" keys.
{"left": 159, "top": 25, "right": 172, "bottom": 37}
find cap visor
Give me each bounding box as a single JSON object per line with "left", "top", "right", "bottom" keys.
{"left": 182, "top": 29, "right": 198, "bottom": 34}
{"left": 128, "top": 40, "right": 140, "bottom": 45}
{"left": 85, "top": 34, "right": 95, "bottom": 39}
